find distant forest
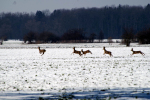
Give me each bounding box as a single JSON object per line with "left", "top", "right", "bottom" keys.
{"left": 0, "top": 4, "right": 150, "bottom": 42}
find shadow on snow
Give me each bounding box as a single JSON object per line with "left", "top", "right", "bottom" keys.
{"left": 0, "top": 87, "right": 150, "bottom": 99}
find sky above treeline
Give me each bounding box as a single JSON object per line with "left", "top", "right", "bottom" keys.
{"left": 0, "top": 0, "right": 150, "bottom": 13}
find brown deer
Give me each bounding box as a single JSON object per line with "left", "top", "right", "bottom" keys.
{"left": 131, "top": 48, "right": 145, "bottom": 56}
{"left": 81, "top": 49, "right": 92, "bottom": 55}
{"left": 72, "top": 47, "right": 82, "bottom": 56}
{"left": 103, "top": 47, "right": 113, "bottom": 57}
{"left": 38, "top": 47, "right": 46, "bottom": 56}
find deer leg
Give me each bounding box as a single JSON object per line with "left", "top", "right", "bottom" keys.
{"left": 141, "top": 52, "right": 145, "bottom": 56}
{"left": 41, "top": 52, "right": 44, "bottom": 56}
{"left": 110, "top": 54, "right": 113, "bottom": 57}
{"left": 71, "top": 52, "right": 74, "bottom": 55}
{"left": 131, "top": 53, "right": 133, "bottom": 56}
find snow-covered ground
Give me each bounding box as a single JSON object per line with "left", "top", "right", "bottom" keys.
{"left": 0, "top": 41, "right": 150, "bottom": 99}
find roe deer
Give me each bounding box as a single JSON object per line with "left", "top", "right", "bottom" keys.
{"left": 38, "top": 47, "right": 46, "bottom": 56}
{"left": 131, "top": 48, "right": 145, "bottom": 56}
{"left": 103, "top": 47, "right": 113, "bottom": 57}
{"left": 81, "top": 49, "right": 92, "bottom": 55}
{"left": 72, "top": 47, "right": 82, "bottom": 56}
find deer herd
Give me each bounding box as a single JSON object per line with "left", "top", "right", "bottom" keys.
{"left": 38, "top": 46, "right": 145, "bottom": 57}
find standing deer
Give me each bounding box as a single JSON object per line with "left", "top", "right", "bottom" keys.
{"left": 131, "top": 48, "right": 145, "bottom": 56}
{"left": 81, "top": 49, "right": 92, "bottom": 56}
{"left": 72, "top": 47, "right": 82, "bottom": 56}
{"left": 103, "top": 47, "right": 113, "bottom": 57}
{"left": 38, "top": 47, "right": 46, "bottom": 56}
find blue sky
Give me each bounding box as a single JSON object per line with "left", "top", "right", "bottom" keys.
{"left": 0, "top": 0, "right": 150, "bottom": 13}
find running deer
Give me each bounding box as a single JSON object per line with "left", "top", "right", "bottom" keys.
{"left": 38, "top": 47, "right": 46, "bottom": 56}
{"left": 81, "top": 49, "right": 92, "bottom": 55}
{"left": 131, "top": 48, "right": 145, "bottom": 56}
{"left": 72, "top": 47, "right": 82, "bottom": 56}
{"left": 103, "top": 47, "right": 113, "bottom": 57}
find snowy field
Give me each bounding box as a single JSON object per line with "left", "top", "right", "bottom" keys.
{"left": 0, "top": 41, "right": 150, "bottom": 99}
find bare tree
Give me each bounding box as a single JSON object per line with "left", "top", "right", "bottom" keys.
{"left": 98, "top": 30, "right": 104, "bottom": 43}
{"left": 108, "top": 37, "right": 113, "bottom": 45}
{"left": 23, "top": 31, "right": 38, "bottom": 43}
{"left": 89, "top": 33, "right": 96, "bottom": 43}
{"left": 136, "top": 28, "right": 150, "bottom": 44}
{"left": 122, "top": 27, "right": 134, "bottom": 46}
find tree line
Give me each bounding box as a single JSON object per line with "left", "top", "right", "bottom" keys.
{"left": 121, "top": 27, "right": 150, "bottom": 46}
{"left": 23, "top": 28, "right": 98, "bottom": 43}
{"left": 0, "top": 4, "right": 150, "bottom": 44}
